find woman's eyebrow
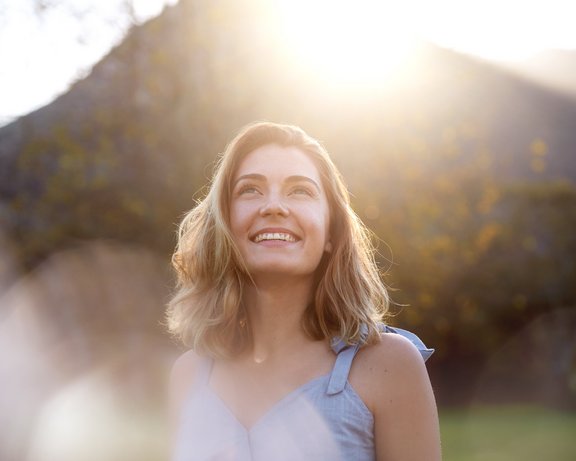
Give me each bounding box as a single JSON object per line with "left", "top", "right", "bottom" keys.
{"left": 233, "top": 174, "right": 320, "bottom": 191}
{"left": 285, "top": 175, "right": 321, "bottom": 192}
{"left": 233, "top": 173, "right": 265, "bottom": 188}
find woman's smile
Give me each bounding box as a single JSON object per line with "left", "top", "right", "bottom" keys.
{"left": 251, "top": 228, "right": 299, "bottom": 244}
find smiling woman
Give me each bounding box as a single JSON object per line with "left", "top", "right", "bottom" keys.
{"left": 166, "top": 122, "right": 440, "bottom": 460}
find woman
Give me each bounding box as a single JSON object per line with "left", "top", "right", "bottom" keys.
{"left": 167, "top": 122, "right": 441, "bottom": 460}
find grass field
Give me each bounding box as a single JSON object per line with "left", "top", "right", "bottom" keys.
{"left": 440, "top": 405, "right": 576, "bottom": 461}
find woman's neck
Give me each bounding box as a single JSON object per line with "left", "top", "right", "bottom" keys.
{"left": 243, "top": 276, "right": 315, "bottom": 363}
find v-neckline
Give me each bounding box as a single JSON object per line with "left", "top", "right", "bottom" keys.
{"left": 204, "top": 372, "right": 331, "bottom": 432}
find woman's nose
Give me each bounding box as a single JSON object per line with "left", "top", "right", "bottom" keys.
{"left": 259, "top": 195, "right": 289, "bottom": 217}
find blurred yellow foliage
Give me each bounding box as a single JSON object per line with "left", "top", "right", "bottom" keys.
{"left": 477, "top": 185, "right": 501, "bottom": 214}
{"left": 530, "top": 138, "right": 548, "bottom": 156}
{"left": 431, "top": 235, "right": 454, "bottom": 255}
{"left": 475, "top": 222, "right": 501, "bottom": 252}
{"left": 531, "top": 157, "right": 547, "bottom": 173}
{"left": 418, "top": 292, "right": 435, "bottom": 309}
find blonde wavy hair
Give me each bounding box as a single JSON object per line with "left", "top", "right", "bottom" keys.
{"left": 166, "top": 122, "right": 389, "bottom": 357}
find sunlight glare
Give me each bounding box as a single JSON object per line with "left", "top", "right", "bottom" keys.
{"left": 415, "top": 0, "right": 576, "bottom": 61}
{"left": 275, "top": 0, "right": 422, "bottom": 88}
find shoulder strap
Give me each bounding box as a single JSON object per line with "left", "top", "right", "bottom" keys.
{"left": 326, "top": 342, "right": 360, "bottom": 395}
{"left": 325, "top": 324, "right": 435, "bottom": 395}
{"left": 382, "top": 325, "right": 435, "bottom": 362}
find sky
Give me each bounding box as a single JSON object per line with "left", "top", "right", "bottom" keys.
{"left": 1, "top": 0, "right": 575, "bottom": 127}
{"left": 0, "top": 0, "right": 176, "bottom": 126}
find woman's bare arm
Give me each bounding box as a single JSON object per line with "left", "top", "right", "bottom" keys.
{"left": 354, "top": 334, "right": 441, "bottom": 461}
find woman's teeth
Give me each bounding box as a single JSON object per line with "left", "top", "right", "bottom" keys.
{"left": 254, "top": 233, "right": 296, "bottom": 243}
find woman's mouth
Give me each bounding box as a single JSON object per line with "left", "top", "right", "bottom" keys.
{"left": 252, "top": 232, "right": 297, "bottom": 243}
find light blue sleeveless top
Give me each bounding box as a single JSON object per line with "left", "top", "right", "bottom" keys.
{"left": 173, "top": 326, "right": 434, "bottom": 461}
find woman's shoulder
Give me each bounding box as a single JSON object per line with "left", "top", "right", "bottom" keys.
{"left": 352, "top": 328, "right": 441, "bottom": 459}
{"left": 170, "top": 349, "right": 204, "bottom": 391}
{"left": 350, "top": 330, "right": 433, "bottom": 413}
{"left": 169, "top": 349, "right": 203, "bottom": 419}
{"left": 354, "top": 331, "right": 427, "bottom": 378}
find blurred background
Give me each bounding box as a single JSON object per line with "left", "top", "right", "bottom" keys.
{"left": 1, "top": 0, "right": 575, "bottom": 460}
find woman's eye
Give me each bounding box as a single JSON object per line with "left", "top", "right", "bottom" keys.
{"left": 237, "top": 185, "right": 259, "bottom": 195}
{"left": 291, "top": 186, "right": 314, "bottom": 196}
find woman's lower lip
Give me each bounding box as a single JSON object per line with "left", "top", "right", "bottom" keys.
{"left": 253, "top": 240, "right": 297, "bottom": 247}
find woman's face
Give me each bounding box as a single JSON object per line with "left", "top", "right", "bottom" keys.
{"left": 229, "top": 143, "right": 331, "bottom": 281}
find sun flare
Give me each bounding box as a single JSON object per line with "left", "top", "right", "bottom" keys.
{"left": 275, "top": 0, "right": 422, "bottom": 88}
{"left": 273, "top": 0, "right": 576, "bottom": 91}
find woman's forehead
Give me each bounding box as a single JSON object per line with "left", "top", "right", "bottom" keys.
{"left": 234, "top": 144, "right": 323, "bottom": 183}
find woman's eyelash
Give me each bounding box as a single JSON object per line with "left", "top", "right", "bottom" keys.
{"left": 237, "top": 185, "right": 259, "bottom": 194}
{"left": 291, "top": 186, "right": 314, "bottom": 196}
{"left": 236, "top": 184, "right": 315, "bottom": 196}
